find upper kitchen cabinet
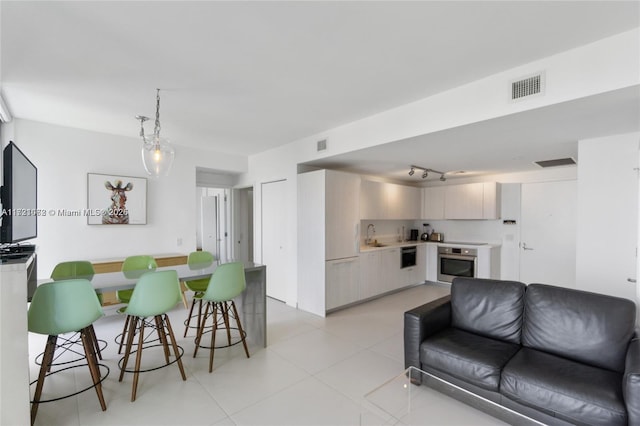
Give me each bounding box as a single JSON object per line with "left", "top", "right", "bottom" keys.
{"left": 360, "top": 180, "right": 421, "bottom": 220}
{"left": 423, "top": 182, "right": 501, "bottom": 220}
{"left": 422, "top": 187, "right": 445, "bottom": 220}
{"left": 325, "top": 170, "right": 361, "bottom": 259}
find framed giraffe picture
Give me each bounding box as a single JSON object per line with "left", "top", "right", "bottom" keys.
{"left": 87, "top": 173, "right": 147, "bottom": 225}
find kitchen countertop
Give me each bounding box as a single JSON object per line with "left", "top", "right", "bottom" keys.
{"left": 359, "top": 240, "right": 501, "bottom": 252}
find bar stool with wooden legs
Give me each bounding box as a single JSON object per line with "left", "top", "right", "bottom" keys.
{"left": 48, "top": 261, "right": 105, "bottom": 363}
{"left": 115, "top": 255, "right": 157, "bottom": 354}
{"left": 28, "top": 279, "right": 108, "bottom": 425}
{"left": 183, "top": 250, "right": 216, "bottom": 337}
{"left": 193, "top": 262, "right": 250, "bottom": 372}
{"left": 118, "top": 270, "right": 186, "bottom": 401}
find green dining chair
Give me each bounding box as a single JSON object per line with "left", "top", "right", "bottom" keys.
{"left": 116, "top": 255, "right": 157, "bottom": 354}
{"left": 48, "top": 260, "right": 105, "bottom": 362}
{"left": 193, "top": 262, "right": 250, "bottom": 373}
{"left": 118, "top": 270, "right": 186, "bottom": 401}
{"left": 28, "top": 279, "right": 107, "bottom": 425}
{"left": 183, "top": 251, "right": 216, "bottom": 337}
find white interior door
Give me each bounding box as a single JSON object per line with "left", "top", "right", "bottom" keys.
{"left": 520, "top": 180, "right": 577, "bottom": 287}
{"left": 201, "top": 195, "right": 219, "bottom": 258}
{"left": 262, "top": 180, "right": 288, "bottom": 302}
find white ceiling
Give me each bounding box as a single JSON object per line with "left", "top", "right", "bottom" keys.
{"left": 2, "top": 1, "right": 639, "bottom": 178}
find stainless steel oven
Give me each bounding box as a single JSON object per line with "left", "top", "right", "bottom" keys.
{"left": 437, "top": 246, "right": 477, "bottom": 283}
{"left": 401, "top": 246, "right": 417, "bottom": 269}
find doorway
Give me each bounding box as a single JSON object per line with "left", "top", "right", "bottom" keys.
{"left": 233, "top": 187, "right": 254, "bottom": 263}
{"left": 520, "top": 180, "right": 577, "bottom": 287}
{"left": 197, "top": 187, "right": 230, "bottom": 262}
{"left": 261, "top": 180, "right": 288, "bottom": 302}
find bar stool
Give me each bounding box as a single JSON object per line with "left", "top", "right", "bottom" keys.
{"left": 118, "top": 270, "right": 186, "bottom": 401}
{"left": 193, "top": 262, "right": 250, "bottom": 372}
{"left": 47, "top": 261, "right": 106, "bottom": 364}
{"left": 28, "top": 279, "right": 108, "bottom": 425}
{"left": 116, "top": 255, "right": 157, "bottom": 354}
{"left": 183, "top": 250, "right": 215, "bottom": 337}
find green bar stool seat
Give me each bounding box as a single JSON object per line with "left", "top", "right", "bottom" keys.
{"left": 118, "top": 270, "right": 187, "bottom": 401}
{"left": 43, "top": 261, "right": 106, "bottom": 366}
{"left": 28, "top": 279, "right": 108, "bottom": 425}
{"left": 115, "top": 255, "right": 158, "bottom": 354}
{"left": 193, "top": 262, "right": 250, "bottom": 372}
{"left": 182, "top": 251, "right": 216, "bottom": 337}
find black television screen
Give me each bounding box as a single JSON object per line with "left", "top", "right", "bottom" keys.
{"left": 1, "top": 141, "right": 38, "bottom": 243}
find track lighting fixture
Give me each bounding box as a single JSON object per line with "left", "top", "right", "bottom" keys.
{"left": 408, "top": 165, "right": 447, "bottom": 181}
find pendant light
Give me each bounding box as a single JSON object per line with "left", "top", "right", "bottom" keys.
{"left": 136, "top": 89, "right": 175, "bottom": 177}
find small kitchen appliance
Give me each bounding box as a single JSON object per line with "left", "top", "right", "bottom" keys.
{"left": 420, "top": 223, "right": 432, "bottom": 241}
{"left": 429, "top": 232, "right": 444, "bottom": 242}
{"left": 410, "top": 229, "right": 419, "bottom": 241}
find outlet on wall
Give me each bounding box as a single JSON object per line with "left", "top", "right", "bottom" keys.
{"left": 177, "top": 237, "right": 183, "bottom": 246}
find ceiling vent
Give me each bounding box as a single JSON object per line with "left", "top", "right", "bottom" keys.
{"left": 534, "top": 158, "right": 576, "bottom": 168}
{"left": 511, "top": 72, "right": 544, "bottom": 100}
{"left": 317, "top": 139, "right": 327, "bottom": 152}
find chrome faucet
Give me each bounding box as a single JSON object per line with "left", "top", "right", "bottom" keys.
{"left": 366, "top": 223, "right": 376, "bottom": 245}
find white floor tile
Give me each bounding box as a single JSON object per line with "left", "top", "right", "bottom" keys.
{"left": 24, "top": 283, "right": 519, "bottom": 426}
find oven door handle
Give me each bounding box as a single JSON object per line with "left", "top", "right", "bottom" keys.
{"left": 439, "top": 254, "right": 477, "bottom": 261}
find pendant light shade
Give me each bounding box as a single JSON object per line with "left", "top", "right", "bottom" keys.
{"left": 136, "top": 89, "right": 175, "bottom": 178}
{"left": 141, "top": 135, "right": 175, "bottom": 177}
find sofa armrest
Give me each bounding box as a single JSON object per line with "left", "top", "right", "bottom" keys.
{"left": 404, "top": 295, "right": 451, "bottom": 370}
{"left": 624, "top": 337, "right": 640, "bottom": 425}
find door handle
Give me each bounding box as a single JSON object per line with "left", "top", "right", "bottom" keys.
{"left": 522, "top": 242, "right": 534, "bottom": 251}
{"left": 627, "top": 278, "right": 636, "bottom": 283}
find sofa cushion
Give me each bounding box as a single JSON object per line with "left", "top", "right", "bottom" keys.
{"left": 450, "top": 278, "right": 526, "bottom": 344}
{"left": 420, "top": 328, "right": 520, "bottom": 391}
{"left": 522, "top": 284, "right": 636, "bottom": 372}
{"left": 501, "top": 348, "right": 626, "bottom": 426}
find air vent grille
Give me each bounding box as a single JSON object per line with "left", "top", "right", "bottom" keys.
{"left": 317, "top": 139, "right": 327, "bottom": 152}
{"left": 534, "top": 158, "right": 576, "bottom": 168}
{"left": 512, "top": 74, "right": 543, "bottom": 100}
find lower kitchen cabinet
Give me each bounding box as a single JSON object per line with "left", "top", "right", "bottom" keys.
{"left": 325, "top": 257, "right": 360, "bottom": 311}
{"left": 359, "top": 245, "right": 425, "bottom": 301}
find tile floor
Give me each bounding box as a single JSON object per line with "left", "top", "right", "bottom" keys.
{"left": 27, "top": 283, "right": 504, "bottom": 426}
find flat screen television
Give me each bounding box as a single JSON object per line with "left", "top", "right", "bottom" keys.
{"left": 1, "top": 141, "right": 38, "bottom": 243}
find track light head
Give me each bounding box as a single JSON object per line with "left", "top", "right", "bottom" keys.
{"left": 439, "top": 174, "right": 447, "bottom": 182}
{"left": 422, "top": 170, "right": 428, "bottom": 179}
{"left": 408, "top": 168, "right": 415, "bottom": 176}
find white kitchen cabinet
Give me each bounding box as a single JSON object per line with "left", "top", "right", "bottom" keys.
{"left": 360, "top": 180, "right": 386, "bottom": 220}
{"left": 325, "top": 258, "right": 360, "bottom": 310}
{"left": 326, "top": 171, "right": 361, "bottom": 259}
{"left": 426, "top": 243, "right": 439, "bottom": 281}
{"left": 387, "top": 184, "right": 421, "bottom": 219}
{"left": 382, "top": 247, "right": 401, "bottom": 291}
{"left": 443, "top": 182, "right": 501, "bottom": 220}
{"left": 416, "top": 244, "right": 427, "bottom": 282}
{"left": 444, "top": 182, "right": 484, "bottom": 219}
{"left": 361, "top": 180, "right": 421, "bottom": 220}
{"left": 422, "top": 186, "right": 445, "bottom": 219}
{"left": 298, "top": 169, "right": 361, "bottom": 316}
{"left": 359, "top": 251, "right": 382, "bottom": 299}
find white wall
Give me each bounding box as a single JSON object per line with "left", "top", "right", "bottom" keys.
{"left": 5, "top": 119, "right": 247, "bottom": 278}
{"left": 576, "top": 132, "right": 639, "bottom": 301}
{"left": 239, "top": 30, "right": 638, "bottom": 308}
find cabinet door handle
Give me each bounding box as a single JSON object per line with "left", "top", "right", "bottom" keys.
{"left": 628, "top": 278, "right": 637, "bottom": 283}
{"left": 521, "top": 242, "right": 534, "bottom": 251}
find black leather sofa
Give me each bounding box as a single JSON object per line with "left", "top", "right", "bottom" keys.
{"left": 404, "top": 278, "right": 640, "bottom": 426}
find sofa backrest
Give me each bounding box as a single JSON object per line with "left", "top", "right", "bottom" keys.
{"left": 522, "top": 284, "right": 636, "bottom": 373}
{"left": 451, "top": 278, "right": 526, "bottom": 344}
